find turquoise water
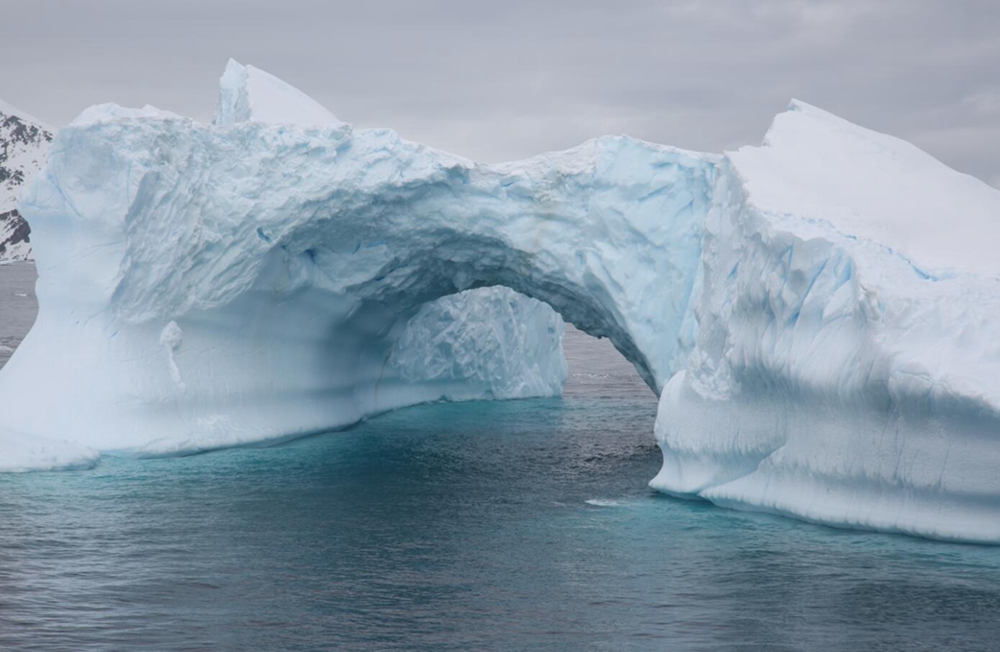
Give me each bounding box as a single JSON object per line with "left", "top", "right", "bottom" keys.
{"left": 2, "top": 267, "right": 1000, "bottom": 650}
{"left": 2, "top": 391, "right": 1000, "bottom": 650}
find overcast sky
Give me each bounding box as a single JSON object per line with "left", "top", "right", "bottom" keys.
{"left": 3, "top": 0, "right": 999, "bottom": 187}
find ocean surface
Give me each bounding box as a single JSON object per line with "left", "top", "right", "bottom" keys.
{"left": 2, "top": 263, "right": 1000, "bottom": 651}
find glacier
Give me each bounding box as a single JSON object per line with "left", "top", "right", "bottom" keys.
{"left": 3, "top": 60, "right": 1000, "bottom": 543}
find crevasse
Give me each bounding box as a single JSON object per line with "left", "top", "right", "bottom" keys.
{"left": 4, "top": 61, "right": 1000, "bottom": 543}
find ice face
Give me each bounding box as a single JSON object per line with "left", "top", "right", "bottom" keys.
{"left": 215, "top": 59, "right": 345, "bottom": 127}
{"left": 389, "top": 288, "right": 567, "bottom": 401}
{"left": 652, "top": 101, "right": 1000, "bottom": 543}
{"left": 5, "top": 62, "right": 1000, "bottom": 543}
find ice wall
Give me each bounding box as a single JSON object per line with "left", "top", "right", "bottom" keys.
{"left": 652, "top": 102, "right": 1000, "bottom": 542}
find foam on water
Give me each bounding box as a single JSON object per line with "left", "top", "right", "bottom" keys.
{"left": 585, "top": 498, "right": 626, "bottom": 507}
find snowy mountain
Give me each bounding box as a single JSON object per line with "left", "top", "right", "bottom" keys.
{"left": 0, "top": 99, "right": 51, "bottom": 262}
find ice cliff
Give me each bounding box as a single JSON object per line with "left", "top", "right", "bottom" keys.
{"left": 4, "top": 60, "right": 1000, "bottom": 543}
{"left": 652, "top": 102, "right": 1000, "bottom": 543}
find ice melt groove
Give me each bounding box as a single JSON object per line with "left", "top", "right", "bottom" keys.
{"left": 3, "top": 59, "right": 1000, "bottom": 543}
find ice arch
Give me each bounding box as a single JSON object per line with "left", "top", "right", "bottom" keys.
{"left": 5, "top": 60, "right": 1000, "bottom": 544}
{"left": 1, "top": 62, "right": 714, "bottom": 462}
{"left": 102, "top": 124, "right": 715, "bottom": 393}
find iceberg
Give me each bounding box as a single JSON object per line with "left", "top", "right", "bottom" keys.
{"left": 4, "top": 60, "right": 1000, "bottom": 543}
{"left": 651, "top": 101, "right": 1000, "bottom": 543}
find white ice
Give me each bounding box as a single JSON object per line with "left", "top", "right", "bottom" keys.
{"left": 651, "top": 100, "right": 1000, "bottom": 542}
{"left": 215, "top": 58, "right": 345, "bottom": 128}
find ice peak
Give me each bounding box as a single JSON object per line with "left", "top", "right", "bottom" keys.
{"left": 784, "top": 98, "right": 869, "bottom": 132}
{"left": 214, "top": 59, "right": 345, "bottom": 128}
{"left": 787, "top": 98, "right": 826, "bottom": 115}
{"left": 738, "top": 97, "right": 1000, "bottom": 279}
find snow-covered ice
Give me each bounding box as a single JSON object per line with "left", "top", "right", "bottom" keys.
{"left": 215, "top": 59, "right": 345, "bottom": 128}
{"left": 651, "top": 101, "right": 1000, "bottom": 542}
{"left": 3, "top": 60, "right": 1000, "bottom": 542}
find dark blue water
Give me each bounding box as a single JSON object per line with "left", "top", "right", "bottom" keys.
{"left": 2, "top": 269, "right": 1000, "bottom": 650}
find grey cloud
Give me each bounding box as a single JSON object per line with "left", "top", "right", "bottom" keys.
{"left": 1, "top": 0, "right": 998, "bottom": 187}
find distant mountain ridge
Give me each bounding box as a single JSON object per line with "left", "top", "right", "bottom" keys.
{"left": 0, "top": 99, "right": 52, "bottom": 262}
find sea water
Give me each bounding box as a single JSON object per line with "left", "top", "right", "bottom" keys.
{"left": 1, "top": 265, "right": 999, "bottom": 651}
